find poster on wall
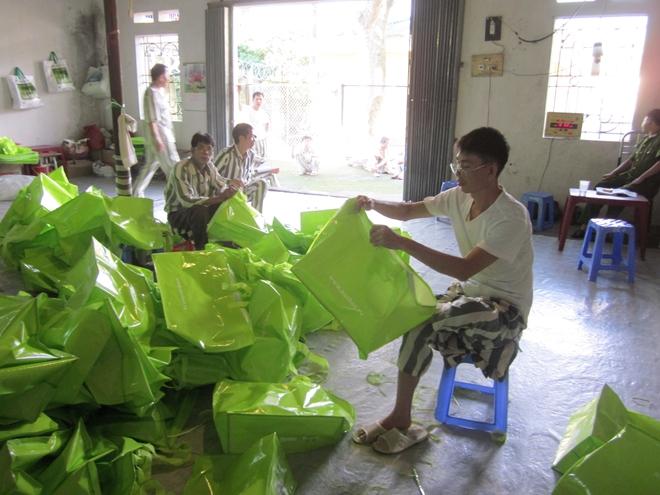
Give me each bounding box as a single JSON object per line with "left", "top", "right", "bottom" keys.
{"left": 183, "top": 63, "right": 206, "bottom": 93}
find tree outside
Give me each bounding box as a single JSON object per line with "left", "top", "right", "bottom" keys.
{"left": 233, "top": 0, "right": 411, "bottom": 200}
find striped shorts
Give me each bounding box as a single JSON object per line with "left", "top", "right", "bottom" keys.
{"left": 398, "top": 282, "right": 526, "bottom": 380}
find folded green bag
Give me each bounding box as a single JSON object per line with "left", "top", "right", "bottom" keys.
{"left": 183, "top": 433, "right": 296, "bottom": 495}
{"left": 153, "top": 250, "right": 254, "bottom": 352}
{"left": 292, "top": 198, "right": 437, "bottom": 358}
{"left": 212, "top": 376, "right": 355, "bottom": 453}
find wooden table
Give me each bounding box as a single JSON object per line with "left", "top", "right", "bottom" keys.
{"left": 558, "top": 188, "right": 650, "bottom": 260}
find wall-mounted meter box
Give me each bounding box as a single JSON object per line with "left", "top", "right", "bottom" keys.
{"left": 544, "top": 112, "right": 583, "bottom": 138}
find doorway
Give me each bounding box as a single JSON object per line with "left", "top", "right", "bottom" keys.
{"left": 231, "top": 0, "right": 411, "bottom": 201}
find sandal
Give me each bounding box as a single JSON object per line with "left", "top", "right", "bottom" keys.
{"left": 352, "top": 422, "right": 388, "bottom": 445}
{"left": 372, "top": 425, "right": 429, "bottom": 454}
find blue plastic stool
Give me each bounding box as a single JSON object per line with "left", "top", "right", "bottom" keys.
{"left": 577, "top": 218, "right": 635, "bottom": 283}
{"left": 440, "top": 180, "right": 458, "bottom": 192}
{"left": 434, "top": 357, "right": 509, "bottom": 443}
{"left": 521, "top": 192, "right": 554, "bottom": 232}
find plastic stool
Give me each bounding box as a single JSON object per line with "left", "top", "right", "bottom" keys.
{"left": 440, "top": 180, "right": 458, "bottom": 192}
{"left": 521, "top": 192, "right": 554, "bottom": 232}
{"left": 577, "top": 218, "right": 635, "bottom": 283}
{"left": 435, "top": 357, "right": 508, "bottom": 443}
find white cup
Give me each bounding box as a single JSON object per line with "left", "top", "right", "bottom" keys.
{"left": 579, "top": 180, "right": 590, "bottom": 195}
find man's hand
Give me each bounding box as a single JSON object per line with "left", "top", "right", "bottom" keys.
{"left": 228, "top": 178, "right": 244, "bottom": 189}
{"left": 370, "top": 225, "right": 403, "bottom": 250}
{"left": 221, "top": 183, "right": 241, "bottom": 200}
{"left": 601, "top": 172, "right": 617, "bottom": 180}
{"left": 155, "top": 138, "right": 165, "bottom": 152}
{"left": 356, "top": 195, "right": 375, "bottom": 211}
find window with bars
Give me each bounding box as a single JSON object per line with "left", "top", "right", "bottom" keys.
{"left": 544, "top": 15, "right": 648, "bottom": 141}
{"left": 135, "top": 34, "right": 182, "bottom": 122}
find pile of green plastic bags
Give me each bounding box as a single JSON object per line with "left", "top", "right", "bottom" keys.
{"left": 0, "top": 169, "right": 438, "bottom": 493}
{"left": 552, "top": 384, "right": 660, "bottom": 494}
{"left": 0, "top": 137, "right": 39, "bottom": 166}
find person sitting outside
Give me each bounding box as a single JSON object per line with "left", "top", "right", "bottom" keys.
{"left": 165, "top": 132, "right": 241, "bottom": 250}
{"left": 572, "top": 108, "right": 660, "bottom": 238}
{"left": 295, "top": 135, "right": 320, "bottom": 175}
{"left": 352, "top": 127, "right": 533, "bottom": 454}
{"left": 214, "top": 123, "right": 269, "bottom": 212}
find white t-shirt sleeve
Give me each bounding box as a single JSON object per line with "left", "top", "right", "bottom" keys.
{"left": 423, "top": 189, "right": 453, "bottom": 217}
{"left": 477, "top": 217, "right": 528, "bottom": 264}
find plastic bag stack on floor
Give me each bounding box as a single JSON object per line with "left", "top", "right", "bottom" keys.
{"left": 552, "top": 384, "right": 660, "bottom": 494}
{"left": 1, "top": 170, "right": 424, "bottom": 492}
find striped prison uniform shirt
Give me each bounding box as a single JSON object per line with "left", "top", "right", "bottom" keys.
{"left": 164, "top": 158, "right": 227, "bottom": 213}
{"left": 214, "top": 145, "right": 268, "bottom": 212}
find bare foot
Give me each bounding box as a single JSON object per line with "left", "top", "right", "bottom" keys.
{"left": 378, "top": 413, "right": 411, "bottom": 431}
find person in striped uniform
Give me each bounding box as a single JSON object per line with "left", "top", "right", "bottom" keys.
{"left": 214, "top": 123, "right": 269, "bottom": 212}
{"left": 165, "top": 132, "right": 241, "bottom": 250}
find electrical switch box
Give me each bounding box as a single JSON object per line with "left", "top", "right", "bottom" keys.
{"left": 485, "top": 16, "right": 502, "bottom": 41}
{"left": 471, "top": 53, "right": 504, "bottom": 77}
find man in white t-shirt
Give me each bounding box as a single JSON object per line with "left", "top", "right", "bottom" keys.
{"left": 246, "top": 91, "right": 270, "bottom": 165}
{"left": 133, "top": 63, "right": 180, "bottom": 197}
{"left": 353, "top": 127, "right": 533, "bottom": 454}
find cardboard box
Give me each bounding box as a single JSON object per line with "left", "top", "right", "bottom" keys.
{"left": 64, "top": 159, "right": 93, "bottom": 178}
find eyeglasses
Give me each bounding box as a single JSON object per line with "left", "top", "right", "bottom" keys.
{"left": 450, "top": 159, "right": 487, "bottom": 175}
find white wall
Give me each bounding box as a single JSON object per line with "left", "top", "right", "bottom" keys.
{"left": 0, "top": 0, "right": 107, "bottom": 146}
{"left": 456, "top": 0, "right": 660, "bottom": 217}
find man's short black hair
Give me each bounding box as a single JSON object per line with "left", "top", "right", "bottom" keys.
{"left": 646, "top": 109, "right": 660, "bottom": 126}
{"left": 150, "top": 63, "right": 167, "bottom": 82}
{"left": 252, "top": 91, "right": 264, "bottom": 100}
{"left": 457, "top": 127, "right": 510, "bottom": 176}
{"left": 191, "top": 132, "right": 215, "bottom": 149}
{"left": 232, "top": 123, "right": 253, "bottom": 143}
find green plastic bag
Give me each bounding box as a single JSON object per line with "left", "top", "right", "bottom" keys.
{"left": 207, "top": 191, "right": 268, "bottom": 247}
{"left": 0, "top": 294, "right": 78, "bottom": 422}
{"left": 82, "top": 300, "right": 168, "bottom": 415}
{"left": 271, "top": 217, "right": 314, "bottom": 254}
{"left": 153, "top": 250, "right": 254, "bottom": 352}
{"left": 553, "top": 412, "right": 660, "bottom": 494}
{"left": 552, "top": 384, "right": 629, "bottom": 474}
{"left": 183, "top": 433, "right": 296, "bottom": 495}
{"left": 0, "top": 429, "right": 70, "bottom": 494}
{"left": 35, "top": 420, "right": 114, "bottom": 495}
{"left": 207, "top": 245, "right": 333, "bottom": 334}
{"left": 292, "top": 198, "right": 437, "bottom": 358}
{"left": 97, "top": 437, "right": 163, "bottom": 495}
{"left": 249, "top": 231, "right": 290, "bottom": 265}
{"left": 105, "top": 195, "right": 166, "bottom": 250}
{"left": 0, "top": 167, "right": 77, "bottom": 240}
{"left": 212, "top": 376, "right": 355, "bottom": 453}
{"left": 300, "top": 208, "right": 338, "bottom": 235}
{"left": 0, "top": 413, "right": 59, "bottom": 443}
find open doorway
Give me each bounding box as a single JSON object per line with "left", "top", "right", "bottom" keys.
{"left": 232, "top": 0, "right": 411, "bottom": 201}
